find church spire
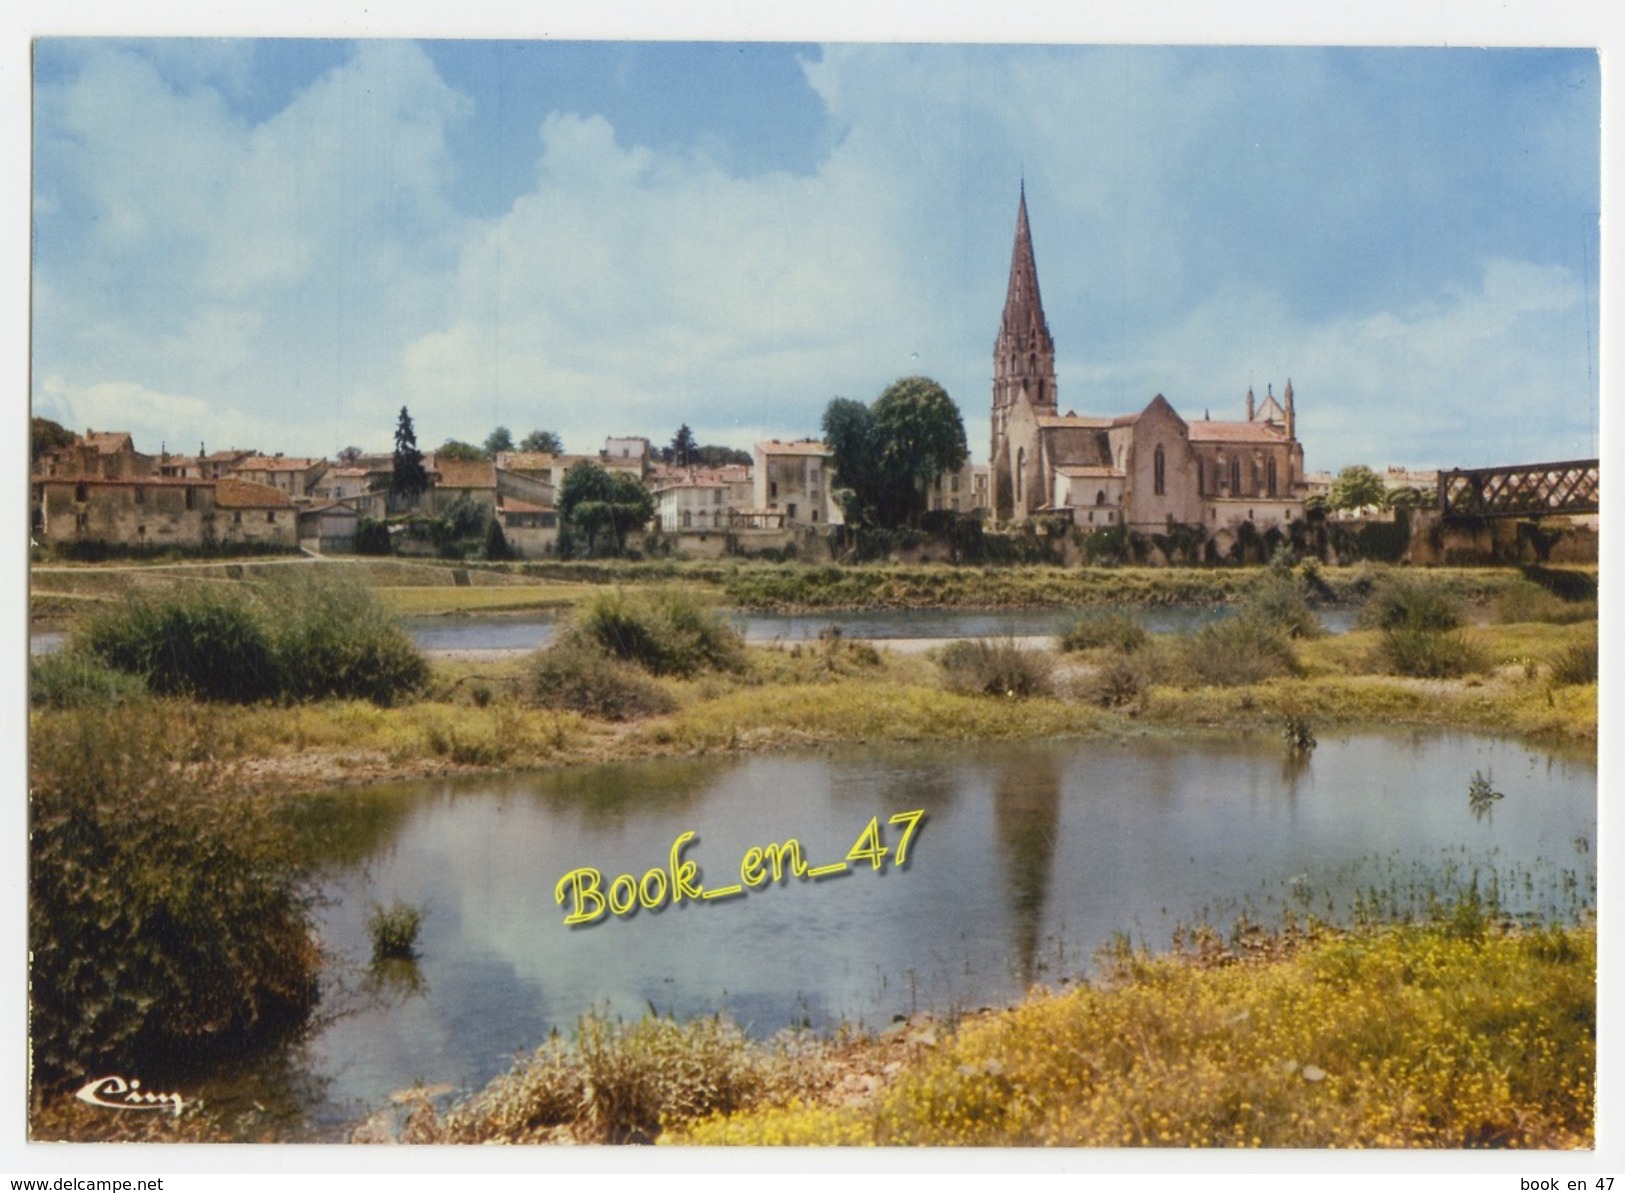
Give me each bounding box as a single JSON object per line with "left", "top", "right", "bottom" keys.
{"left": 1000, "top": 182, "right": 1052, "bottom": 349}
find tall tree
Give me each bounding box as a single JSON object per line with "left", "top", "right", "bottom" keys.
{"left": 390, "top": 407, "right": 429, "bottom": 505}
{"left": 873, "top": 376, "right": 968, "bottom": 526}
{"left": 669, "top": 423, "right": 699, "bottom": 468}
{"left": 559, "top": 460, "right": 654, "bottom": 556}
{"left": 336, "top": 445, "right": 363, "bottom": 465}
{"left": 822, "top": 377, "right": 967, "bottom": 528}
{"left": 484, "top": 426, "right": 515, "bottom": 457}
{"left": 519, "top": 429, "right": 564, "bottom": 454}
{"left": 1329, "top": 464, "right": 1387, "bottom": 513}
{"left": 31, "top": 416, "right": 76, "bottom": 465}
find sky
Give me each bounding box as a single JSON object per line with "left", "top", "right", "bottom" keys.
{"left": 27, "top": 39, "right": 1602, "bottom": 475}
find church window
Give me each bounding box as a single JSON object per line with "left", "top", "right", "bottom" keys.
{"left": 1267, "top": 458, "right": 1278, "bottom": 496}
{"left": 812, "top": 508, "right": 820, "bottom": 523}
{"left": 682, "top": 510, "right": 691, "bottom": 529}
{"left": 1153, "top": 446, "right": 1166, "bottom": 496}
{"left": 1016, "top": 448, "right": 1025, "bottom": 503}
{"left": 1230, "top": 458, "right": 1241, "bottom": 493}
{"left": 1096, "top": 490, "right": 1106, "bottom": 506}
{"left": 1087, "top": 511, "right": 1094, "bottom": 523}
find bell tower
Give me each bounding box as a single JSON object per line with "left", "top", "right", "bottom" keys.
{"left": 991, "top": 183, "right": 1058, "bottom": 521}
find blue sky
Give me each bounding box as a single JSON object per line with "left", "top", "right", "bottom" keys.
{"left": 29, "top": 39, "right": 1601, "bottom": 473}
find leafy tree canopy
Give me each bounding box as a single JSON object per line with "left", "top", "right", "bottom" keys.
{"left": 31, "top": 417, "right": 76, "bottom": 464}
{"left": 436, "top": 439, "right": 488, "bottom": 463}
{"left": 484, "top": 426, "right": 515, "bottom": 457}
{"left": 519, "top": 429, "right": 564, "bottom": 454}
{"left": 822, "top": 377, "right": 967, "bottom": 528}
{"left": 558, "top": 461, "right": 655, "bottom": 556}
{"left": 1330, "top": 464, "right": 1387, "bottom": 512}
{"left": 336, "top": 445, "right": 363, "bottom": 465}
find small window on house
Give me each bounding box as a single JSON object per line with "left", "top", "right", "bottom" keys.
{"left": 1096, "top": 490, "right": 1106, "bottom": 506}
{"left": 234, "top": 511, "right": 242, "bottom": 524}
{"left": 787, "top": 503, "right": 798, "bottom": 521}
{"left": 185, "top": 486, "right": 196, "bottom": 510}
{"left": 267, "top": 511, "right": 276, "bottom": 524}
{"left": 137, "top": 525, "right": 145, "bottom": 537}
{"left": 951, "top": 475, "right": 959, "bottom": 493}
{"left": 1087, "top": 511, "right": 1094, "bottom": 524}
{"left": 75, "top": 483, "right": 88, "bottom": 502}
{"left": 812, "top": 508, "right": 820, "bottom": 523}
{"left": 1106, "top": 511, "right": 1114, "bottom": 523}
{"left": 682, "top": 510, "right": 691, "bottom": 529}
{"left": 770, "top": 481, "right": 778, "bottom": 499}
{"left": 135, "top": 486, "right": 146, "bottom": 504}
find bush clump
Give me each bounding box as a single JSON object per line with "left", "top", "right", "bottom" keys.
{"left": 1179, "top": 617, "right": 1300, "bottom": 687}
{"left": 420, "top": 1011, "right": 817, "bottom": 1144}
{"left": 1359, "top": 575, "right": 1465, "bottom": 632}
{"left": 1492, "top": 580, "right": 1596, "bottom": 626}
{"left": 575, "top": 587, "right": 745, "bottom": 678}
{"left": 29, "top": 707, "right": 319, "bottom": 1088}
{"left": 1550, "top": 634, "right": 1598, "bottom": 687}
{"left": 939, "top": 638, "right": 1056, "bottom": 698}
{"left": 1238, "top": 572, "right": 1324, "bottom": 639}
{"left": 526, "top": 641, "right": 677, "bottom": 721}
{"left": 1376, "top": 627, "right": 1488, "bottom": 679}
{"left": 261, "top": 572, "right": 429, "bottom": 705}
{"left": 1058, "top": 610, "right": 1148, "bottom": 654}
{"left": 72, "top": 574, "right": 428, "bottom": 706}
{"left": 79, "top": 586, "right": 281, "bottom": 702}
{"left": 29, "top": 650, "right": 149, "bottom": 710}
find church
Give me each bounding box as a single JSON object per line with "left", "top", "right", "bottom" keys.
{"left": 989, "top": 187, "right": 1307, "bottom": 539}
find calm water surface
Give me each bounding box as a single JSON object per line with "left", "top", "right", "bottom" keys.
{"left": 276, "top": 730, "right": 1593, "bottom": 1127}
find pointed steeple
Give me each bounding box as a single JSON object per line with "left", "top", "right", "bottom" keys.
{"left": 993, "top": 184, "right": 1057, "bottom": 417}
{"left": 1000, "top": 181, "right": 1052, "bottom": 349}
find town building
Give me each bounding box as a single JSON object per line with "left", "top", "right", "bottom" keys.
{"left": 752, "top": 440, "right": 844, "bottom": 528}
{"left": 988, "top": 187, "right": 1307, "bottom": 536}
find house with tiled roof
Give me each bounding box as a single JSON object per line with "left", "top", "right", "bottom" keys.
{"left": 989, "top": 187, "right": 1307, "bottom": 540}
{"left": 30, "top": 474, "right": 296, "bottom": 551}
{"left": 34, "top": 428, "right": 156, "bottom": 480}
{"left": 229, "top": 454, "right": 328, "bottom": 498}
{"left": 428, "top": 458, "right": 497, "bottom": 516}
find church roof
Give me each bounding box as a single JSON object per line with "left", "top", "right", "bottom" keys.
{"left": 1188, "top": 421, "right": 1289, "bottom": 444}
{"left": 1035, "top": 414, "right": 1112, "bottom": 430}
{"left": 996, "top": 184, "right": 1054, "bottom": 354}
{"left": 1256, "top": 395, "right": 1287, "bottom": 422}
{"left": 1054, "top": 465, "right": 1121, "bottom": 478}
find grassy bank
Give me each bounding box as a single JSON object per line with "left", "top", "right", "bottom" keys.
{"left": 668, "top": 919, "right": 1595, "bottom": 1148}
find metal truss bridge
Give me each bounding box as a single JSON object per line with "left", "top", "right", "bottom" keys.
{"left": 1438, "top": 459, "right": 1599, "bottom": 522}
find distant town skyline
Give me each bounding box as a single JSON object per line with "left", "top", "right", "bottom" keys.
{"left": 30, "top": 40, "right": 1600, "bottom": 475}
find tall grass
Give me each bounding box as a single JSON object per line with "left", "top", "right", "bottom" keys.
{"left": 525, "top": 641, "right": 677, "bottom": 721}
{"left": 28, "top": 651, "right": 149, "bottom": 710}
{"left": 1359, "top": 574, "right": 1466, "bottom": 632}
{"left": 29, "top": 706, "right": 318, "bottom": 1088}
{"left": 1057, "top": 610, "right": 1148, "bottom": 654}
{"left": 1179, "top": 617, "right": 1300, "bottom": 687}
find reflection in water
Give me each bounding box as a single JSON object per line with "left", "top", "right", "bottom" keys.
{"left": 990, "top": 754, "right": 1061, "bottom": 986}
{"left": 226, "top": 731, "right": 1592, "bottom": 1128}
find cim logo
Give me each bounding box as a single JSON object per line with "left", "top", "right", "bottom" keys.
{"left": 74, "top": 1076, "right": 185, "bottom": 1116}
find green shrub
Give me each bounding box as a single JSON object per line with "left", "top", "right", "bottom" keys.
{"left": 261, "top": 572, "right": 428, "bottom": 705}
{"left": 1080, "top": 654, "right": 1148, "bottom": 708}
{"left": 939, "top": 638, "right": 1056, "bottom": 698}
{"left": 353, "top": 518, "right": 393, "bottom": 555}
{"left": 575, "top": 587, "right": 744, "bottom": 677}
{"left": 28, "top": 651, "right": 149, "bottom": 710}
{"left": 1376, "top": 627, "right": 1487, "bottom": 678}
{"left": 367, "top": 900, "right": 425, "bottom": 962}
{"left": 1492, "top": 580, "right": 1596, "bottom": 626}
{"left": 79, "top": 586, "right": 280, "bottom": 702}
{"left": 1359, "top": 574, "right": 1465, "bottom": 632}
{"left": 1179, "top": 617, "right": 1300, "bottom": 687}
{"left": 1240, "top": 573, "right": 1324, "bottom": 639}
{"left": 526, "top": 641, "right": 677, "bottom": 721}
{"left": 1058, "top": 610, "right": 1148, "bottom": 654}
{"left": 1550, "top": 635, "right": 1598, "bottom": 687}
{"left": 29, "top": 707, "right": 318, "bottom": 1088}
{"left": 73, "top": 575, "right": 428, "bottom": 707}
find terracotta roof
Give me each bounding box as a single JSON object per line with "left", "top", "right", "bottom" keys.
{"left": 214, "top": 478, "right": 294, "bottom": 508}
{"left": 433, "top": 459, "right": 497, "bottom": 489}
{"left": 236, "top": 455, "right": 325, "bottom": 471}
{"left": 496, "top": 452, "right": 561, "bottom": 471}
{"left": 205, "top": 449, "right": 255, "bottom": 463}
{"left": 85, "top": 431, "right": 135, "bottom": 453}
{"left": 1188, "top": 421, "right": 1288, "bottom": 444}
{"left": 302, "top": 502, "right": 359, "bottom": 517}
{"left": 34, "top": 475, "right": 201, "bottom": 488}
{"left": 755, "top": 440, "right": 830, "bottom": 456}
